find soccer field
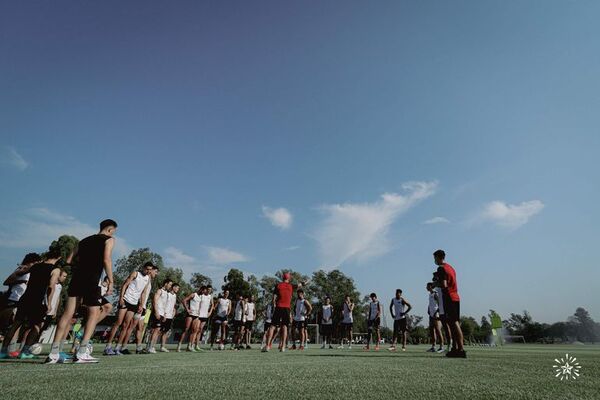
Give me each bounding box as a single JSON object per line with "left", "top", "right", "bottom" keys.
{"left": 1, "top": 344, "right": 598, "bottom": 400}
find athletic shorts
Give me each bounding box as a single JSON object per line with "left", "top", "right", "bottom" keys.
{"left": 15, "top": 302, "right": 47, "bottom": 326}
{"left": 367, "top": 318, "right": 381, "bottom": 328}
{"left": 244, "top": 320, "right": 254, "bottom": 330}
{"left": 187, "top": 313, "right": 199, "bottom": 320}
{"left": 393, "top": 318, "right": 407, "bottom": 333}
{"left": 293, "top": 320, "right": 307, "bottom": 330}
{"left": 149, "top": 314, "right": 164, "bottom": 329}
{"left": 199, "top": 317, "right": 208, "bottom": 323}
{"left": 119, "top": 301, "right": 138, "bottom": 313}
{"left": 428, "top": 316, "right": 440, "bottom": 327}
{"left": 233, "top": 319, "right": 245, "bottom": 329}
{"left": 320, "top": 324, "right": 333, "bottom": 336}
{"left": 100, "top": 296, "right": 110, "bottom": 306}
{"left": 213, "top": 315, "right": 228, "bottom": 324}
{"left": 68, "top": 281, "right": 104, "bottom": 307}
{"left": 264, "top": 322, "right": 272, "bottom": 331}
{"left": 271, "top": 307, "right": 291, "bottom": 327}
{"left": 341, "top": 322, "right": 353, "bottom": 329}
{"left": 445, "top": 300, "right": 460, "bottom": 323}
{"left": 161, "top": 318, "right": 173, "bottom": 333}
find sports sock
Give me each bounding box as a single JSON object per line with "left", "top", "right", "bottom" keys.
{"left": 115, "top": 344, "right": 122, "bottom": 351}
{"left": 50, "top": 343, "right": 60, "bottom": 355}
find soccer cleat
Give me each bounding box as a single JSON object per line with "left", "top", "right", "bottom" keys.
{"left": 299, "top": 346, "right": 305, "bottom": 351}
{"left": 120, "top": 348, "right": 131, "bottom": 355}
{"left": 19, "top": 351, "right": 35, "bottom": 359}
{"left": 291, "top": 345, "right": 297, "bottom": 350}
{"left": 44, "top": 353, "right": 61, "bottom": 364}
{"left": 348, "top": 346, "right": 352, "bottom": 350}
{"left": 160, "top": 347, "right": 170, "bottom": 353}
{"left": 436, "top": 347, "right": 445, "bottom": 353}
{"left": 0, "top": 351, "right": 9, "bottom": 359}
{"left": 261, "top": 346, "right": 269, "bottom": 352}
{"left": 148, "top": 347, "right": 157, "bottom": 354}
{"left": 401, "top": 347, "right": 406, "bottom": 352}
{"left": 337, "top": 345, "right": 344, "bottom": 349}
{"left": 75, "top": 351, "right": 99, "bottom": 364}
{"left": 320, "top": 344, "right": 325, "bottom": 349}
{"left": 135, "top": 348, "right": 146, "bottom": 354}
{"left": 426, "top": 347, "right": 435, "bottom": 352}
{"left": 329, "top": 345, "right": 334, "bottom": 349}
{"left": 103, "top": 347, "right": 116, "bottom": 356}
{"left": 279, "top": 347, "right": 286, "bottom": 352}
{"left": 8, "top": 351, "right": 20, "bottom": 358}
{"left": 115, "top": 349, "right": 123, "bottom": 356}
{"left": 388, "top": 346, "right": 397, "bottom": 352}
{"left": 218, "top": 344, "right": 224, "bottom": 351}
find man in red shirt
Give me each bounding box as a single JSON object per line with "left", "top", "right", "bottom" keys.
{"left": 433, "top": 249, "right": 466, "bottom": 358}
{"left": 262, "top": 272, "right": 303, "bottom": 352}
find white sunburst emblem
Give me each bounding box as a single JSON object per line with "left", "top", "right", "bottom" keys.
{"left": 553, "top": 353, "right": 581, "bottom": 381}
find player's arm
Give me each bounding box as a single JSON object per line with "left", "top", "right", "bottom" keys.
{"left": 402, "top": 298, "right": 412, "bottom": 316}
{"left": 376, "top": 303, "right": 382, "bottom": 319}
{"left": 120, "top": 271, "right": 137, "bottom": 306}
{"left": 227, "top": 300, "right": 232, "bottom": 316}
{"left": 389, "top": 299, "right": 395, "bottom": 319}
{"left": 183, "top": 293, "right": 194, "bottom": 314}
{"left": 436, "top": 266, "right": 448, "bottom": 289}
{"left": 304, "top": 300, "right": 312, "bottom": 317}
{"left": 328, "top": 306, "right": 334, "bottom": 322}
{"left": 45, "top": 268, "right": 60, "bottom": 315}
{"left": 138, "top": 281, "right": 150, "bottom": 313}
{"left": 103, "top": 238, "right": 115, "bottom": 295}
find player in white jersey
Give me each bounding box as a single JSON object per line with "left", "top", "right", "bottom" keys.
{"left": 231, "top": 294, "right": 247, "bottom": 350}
{"left": 159, "top": 283, "right": 179, "bottom": 352}
{"left": 365, "top": 293, "right": 382, "bottom": 351}
{"left": 194, "top": 285, "right": 214, "bottom": 350}
{"left": 177, "top": 287, "right": 203, "bottom": 352}
{"left": 133, "top": 266, "right": 157, "bottom": 354}
{"left": 388, "top": 289, "right": 412, "bottom": 352}
{"left": 243, "top": 295, "right": 256, "bottom": 349}
{"left": 426, "top": 282, "right": 445, "bottom": 353}
{"left": 261, "top": 298, "right": 275, "bottom": 349}
{"left": 432, "top": 271, "right": 451, "bottom": 352}
{"left": 104, "top": 262, "right": 153, "bottom": 355}
{"left": 291, "top": 289, "right": 312, "bottom": 350}
{"left": 210, "top": 290, "right": 231, "bottom": 350}
{"left": 319, "top": 296, "right": 334, "bottom": 349}
{"left": 147, "top": 279, "right": 173, "bottom": 354}
{"left": 339, "top": 294, "right": 354, "bottom": 349}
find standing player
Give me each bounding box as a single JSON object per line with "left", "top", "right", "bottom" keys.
{"left": 262, "top": 273, "right": 305, "bottom": 352}
{"left": 0, "top": 249, "right": 61, "bottom": 359}
{"left": 426, "top": 282, "right": 445, "bottom": 353}
{"left": 46, "top": 219, "right": 117, "bottom": 364}
{"left": 177, "top": 287, "right": 202, "bottom": 352}
{"left": 243, "top": 295, "right": 256, "bottom": 349}
{"left": 319, "top": 296, "right": 334, "bottom": 349}
{"left": 261, "top": 297, "right": 275, "bottom": 349}
{"left": 388, "top": 289, "right": 412, "bottom": 352}
{"left": 338, "top": 295, "right": 354, "bottom": 349}
{"left": 364, "top": 293, "right": 382, "bottom": 351}
{"left": 134, "top": 266, "right": 158, "bottom": 354}
{"left": 194, "top": 285, "right": 213, "bottom": 350}
{"left": 160, "top": 283, "right": 179, "bottom": 352}
{"left": 433, "top": 249, "right": 466, "bottom": 358}
{"left": 35, "top": 269, "right": 67, "bottom": 340}
{"left": 146, "top": 279, "right": 172, "bottom": 354}
{"left": 231, "top": 294, "right": 246, "bottom": 350}
{"left": 104, "top": 262, "right": 153, "bottom": 355}
{"left": 210, "top": 290, "right": 231, "bottom": 350}
{"left": 291, "top": 289, "right": 312, "bottom": 350}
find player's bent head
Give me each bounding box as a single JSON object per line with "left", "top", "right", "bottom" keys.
{"left": 22, "top": 252, "right": 42, "bottom": 265}
{"left": 426, "top": 282, "right": 433, "bottom": 290}
{"left": 162, "top": 278, "right": 173, "bottom": 288}
{"left": 100, "top": 219, "right": 118, "bottom": 234}
{"left": 433, "top": 249, "right": 446, "bottom": 264}
{"left": 45, "top": 247, "right": 62, "bottom": 260}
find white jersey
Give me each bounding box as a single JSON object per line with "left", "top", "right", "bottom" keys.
{"left": 155, "top": 288, "right": 169, "bottom": 317}
{"left": 369, "top": 300, "right": 380, "bottom": 320}
{"left": 294, "top": 298, "right": 307, "bottom": 321}
{"left": 434, "top": 287, "right": 445, "bottom": 315}
{"left": 342, "top": 302, "right": 353, "bottom": 324}
{"left": 234, "top": 300, "right": 245, "bottom": 321}
{"left": 321, "top": 304, "right": 333, "bottom": 325}
{"left": 428, "top": 291, "right": 439, "bottom": 317}
{"left": 123, "top": 271, "right": 150, "bottom": 305}
{"left": 189, "top": 293, "right": 201, "bottom": 316}
{"left": 216, "top": 298, "right": 231, "bottom": 318}
{"left": 47, "top": 283, "right": 62, "bottom": 316}
{"left": 265, "top": 303, "right": 274, "bottom": 323}
{"left": 8, "top": 272, "right": 29, "bottom": 302}
{"left": 198, "top": 294, "right": 212, "bottom": 318}
{"left": 391, "top": 298, "right": 406, "bottom": 320}
{"left": 164, "top": 291, "right": 177, "bottom": 319}
{"left": 245, "top": 302, "right": 256, "bottom": 321}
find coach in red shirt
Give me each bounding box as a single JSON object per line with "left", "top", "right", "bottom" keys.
{"left": 262, "top": 272, "right": 303, "bottom": 352}
{"left": 434, "top": 249, "right": 466, "bottom": 358}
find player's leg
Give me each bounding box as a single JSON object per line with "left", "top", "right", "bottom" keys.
{"left": 220, "top": 320, "right": 228, "bottom": 346}
{"left": 46, "top": 296, "right": 78, "bottom": 363}
{"left": 115, "top": 311, "right": 136, "bottom": 354}
{"left": 0, "top": 318, "right": 24, "bottom": 358}
{"left": 75, "top": 305, "right": 100, "bottom": 363}
{"left": 104, "top": 306, "right": 127, "bottom": 355}
{"left": 177, "top": 316, "right": 193, "bottom": 352}
{"left": 433, "top": 318, "right": 444, "bottom": 352}
{"left": 160, "top": 320, "right": 172, "bottom": 352}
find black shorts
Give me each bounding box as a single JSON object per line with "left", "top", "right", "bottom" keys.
{"left": 264, "top": 322, "right": 272, "bottom": 331}
{"left": 341, "top": 322, "right": 353, "bottom": 329}
{"left": 199, "top": 317, "right": 209, "bottom": 323}
{"left": 428, "top": 316, "right": 440, "bottom": 327}
{"left": 149, "top": 314, "right": 164, "bottom": 329}
{"left": 293, "top": 320, "right": 307, "bottom": 330}
{"left": 161, "top": 318, "right": 173, "bottom": 333}
{"left": 119, "top": 301, "right": 138, "bottom": 313}
{"left": 445, "top": 300, "right": 460, "bottom": 322}
{"left": 213, "top": 316, "right": 228, "bottom": 324}
{"left": 187, "top": 313, "right": 199, "bottom": 320}
{"left": 271, "top": 307, "right": 291, "bottom": 327}
{"left": 15, "top": 302, "right": 47, "bottom": 326}
{"left": 368, "top": 318, "right": 381, "bottom": 329}
{"left": 233, "top": 319, "right": 244, "bottom": 329}
{"left": 68, "top": 280, "right": 104, "bottom": 307}
{"left": 393, "top": 318, "right": 407, "bottom": 333}
{"left": 244, "top": 320, "right": 254, "bottom": 330}
{"left": 320, "top": 324, "right": 333, "bottom": 336}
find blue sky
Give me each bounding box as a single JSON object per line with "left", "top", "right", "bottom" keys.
{"left": 1, "top": 1, "right": 599, "bottom": 323}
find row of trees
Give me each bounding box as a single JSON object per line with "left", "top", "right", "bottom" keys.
{"left": 45, "top": 238, "right": 599, "bottom": 344}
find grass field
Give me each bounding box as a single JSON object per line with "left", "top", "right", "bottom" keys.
{"left": 1, "top": 344, "right": 598, "bottom": 399}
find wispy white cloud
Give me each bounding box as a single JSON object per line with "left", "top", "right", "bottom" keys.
{"left": 423, "top": 216, "right": 450, "bottom": 225}
{"left": 1, "top": 146, "right": 28, "bottom": 171}
{"left": 262, "top": 206, "right": 293, "bottom": 230}
{"left": 205, "top": 246, "right": 249, "bottom": 264}
{"left": 314, "top": 181, "right": 438, "bottom": 266}
{"left": 284, "top": 245, "right": 300, "bottom": 251}
{"left": 164, "top": 246, "right": 226, "bottom": 281}
{"left": 0, "top": 208, "right": 131, "bottom": 257}
{"left": 478, "top": 200, "right": 544, "bottom": 229}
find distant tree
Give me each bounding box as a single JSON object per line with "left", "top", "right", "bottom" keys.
{"left": 114, "top": 248, "right": 164, "bottom": 291}
{"left": 569, "top": 307, "right": 598, "bottom": 343}
{"left": 48, "top": 235, "right": 79, "bottom": 268}
{"left": 309, "top": 269, "right": 362, "bottom": 327}
{"left": 221, "top": 268, "right": 259, "bottom": 299}
{"left": 157, "top": 266, "right": 193, "bottom": 296}
{"left": 479, "top": 316, "right": 492, "bottom": 343}
{"left": 189, "top": 273, "right": 212, "bottom": 289}
{"left": 460, "top": 316, "right": 480, "bottom": 344}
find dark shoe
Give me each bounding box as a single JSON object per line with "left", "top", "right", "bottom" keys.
{"left": 457, "top": 350, "right": 467, "bottom": 358}
{"left": 121, "top": 349, "right": 131, "bottom": 355}
{"left": 445, "top": 349, "right": 459, "bottom": 358}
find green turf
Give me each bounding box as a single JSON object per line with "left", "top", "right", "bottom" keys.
{"left": 1, "top": 344, "right": 598, "bottom": 399}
